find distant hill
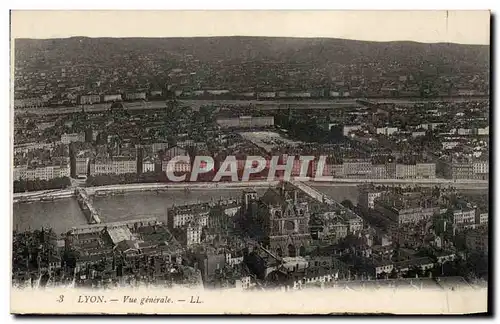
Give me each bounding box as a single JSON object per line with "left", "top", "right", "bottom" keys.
{"left": 14, "top": 36, "right": 489, "bottom": 70}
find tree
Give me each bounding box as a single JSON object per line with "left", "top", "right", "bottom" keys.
{"left": 13, "top": 177, "right": 71, "bottom": 193}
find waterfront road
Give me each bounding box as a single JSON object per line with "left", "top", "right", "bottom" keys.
{"left": 305, "top": 177, "right": 488, "bottom": 189}
{"left": 83, "top": 180, "right": 280, "bottom": 194}
{"left": 12, "top": 180, "right": 280, "bottom": 201}
{"left": 12, "top": 177, "right": 487, "bottom": 202}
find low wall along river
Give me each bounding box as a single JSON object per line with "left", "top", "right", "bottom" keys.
{"left": 12, "top": 181, "right": 486, "bottom": 235}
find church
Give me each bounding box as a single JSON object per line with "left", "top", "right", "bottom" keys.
{"left": 240, "top": 183, "right": 312, "bottom": 258}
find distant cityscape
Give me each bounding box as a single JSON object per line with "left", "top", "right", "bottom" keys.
{"left": 13, "top": 37, "right": 490, "bottom": 109}
{"left": 12, "top": 36, "right": 489, "bottom": 292}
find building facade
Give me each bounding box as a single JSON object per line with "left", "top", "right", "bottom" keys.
{"left": 162, "top": 157, "right": 191, "bottom": 174}
{"left": 102, "top": 94, "right": 123, "bottom": 102}
{"left": 375, "top": 200, "right": 439, "bottom": 225}
{"left": 473, "top": 161, "right": 489, "bottom": 180}
{"left": 142, "top": 157, "right": 155, "bottom": 173}
{"left": 452, "top": 162, "right": 474, "bottom": 180}
{"left": 90, "top": 157, "right": 137, "bottom": 175}
{"left": 78, "top": 94, "right": 101, "bottom": 105}
{"left": 13, "top": 163, "right": 70, "bottom": 181}
{"left": 416, "top": 163, "right": 436, "bottom": 179}
{"left": 75, "top": 157, "right": 90, "bottom": 177}
{"left": 371, "top": 164, "right": 388, "bottom": 179}
{"left": 358, "top": 189, "right": 383, "bottom": 211}
{"left": 168, "top": 204, "right": 210, "bottom": 229}
{"left": 452, "top": 208, "right": 476, "bottom": 230}
{"left": 241, "top": 186, "right": 312, "bottom": 258}
{"left": 343, "top": 159, "right": 373, "bottom": 178}
{"left": 395, "top": 164, "right": 417, "bottom": 179}
{"left": 216, "top": 116, "right": 274, "bottom": 128}
{"left": 186, "top": 222, "right": 203, "bottom": 247}
{"left": 125, "top": 92, "right": 147, "bottom": 101}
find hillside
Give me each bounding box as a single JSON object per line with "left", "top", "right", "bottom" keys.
{"left": 14, "top": 36, "right": 489, "bottom": 70}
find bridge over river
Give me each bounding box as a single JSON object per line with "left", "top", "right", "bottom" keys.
{"left": 75, "top": 188, "right": 101, "bottom": 224}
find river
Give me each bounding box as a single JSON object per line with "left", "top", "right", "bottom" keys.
{"left": 13, "top": 199, "right": 87, "bottom": 235}
{"left": 12, "top": 184, "right": 486, "bottom": 234}
{"left": 310, "top": 184, "right": 360, "bottom": 205}
{"left": 12, "top": 188, "right": 267, "bottom": 234}
{"left": 11, "top": 185, "right": 354, "bottom": 234}
{"left": 91, "top": 188, "right": 268, "bottom": 224}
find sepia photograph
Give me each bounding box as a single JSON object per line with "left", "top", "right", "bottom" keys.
{"left": 9, "top": 10, "right": 490, "bottom": 315}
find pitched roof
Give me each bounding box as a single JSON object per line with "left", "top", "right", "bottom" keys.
{"left": 114, "top": 239, "right": 139, "bottom": 253}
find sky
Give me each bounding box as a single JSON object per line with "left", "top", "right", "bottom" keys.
{"left": 11, "top": 10, "right": 490, "bottom": 45}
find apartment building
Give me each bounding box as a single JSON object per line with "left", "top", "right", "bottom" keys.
{"left": 395, "top": 164, "right": 417, "bottom": 179}
{"left": 90, "top": 157, "right": 137, "bottom": 175}
{"left": 78, "top": 94, "right": 101, "bottom": 105}
{"left": 343, "top": 158, "right": 373, "bottom": 178}
{"left": 416, "top": 163, "right": 436, "bottom": 179}
{"left": 75, "top": 157, "right": 90, "bottom": 178}
{"left": 358, "top": 189, "right": 383, "bottom": 211}
{"left": 186, "top": 222, "right": 203, "bottom": 247}
{"left": 13, "top": 163, "right": 70, "bottom": 181}
{"left": 371, "top": 164, "right": 388, "bottom": 179}
{"left": 168, "top": 204, "right": 210, "bottom": 229}
{"left": 452, "top": 208, "right": 477, "bottom": 231}
{"left": 162, "top": 157, "right": 191, "bottom": 174}
{"left": 374, "top": 194, "right": 440, "bottom": 225}
{"left": 142, "top": 157, "right": 155, "bottom": 173}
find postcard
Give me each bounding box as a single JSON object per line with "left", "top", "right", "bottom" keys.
{"left": 10, "top": 10, "right": 490, "bottom": 315}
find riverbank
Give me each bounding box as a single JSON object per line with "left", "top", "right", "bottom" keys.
{"left": 13, "top": 188, "right": 75, "bottom": 202}
{"left": 12, "top": 177, "right": 488, "bottom": 203}
{"left": 13, "top": 187, "right": 274, "bottom": 233}
{"left": 12, "top": 180, "right": 280, "bottom": 203}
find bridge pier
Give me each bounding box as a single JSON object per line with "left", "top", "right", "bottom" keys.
{"left": 291, "top": 180, "right": 335, "bottom": 205}
{"left": 76, "top": 187, "right": 102, "bottom": 224}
